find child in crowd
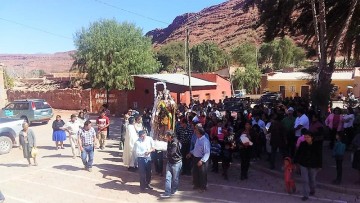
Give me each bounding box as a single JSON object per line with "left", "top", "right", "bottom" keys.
{"left": 332, "top": 134, "right": 346, "bottom": 185}
{"left": 210, "top": 137, "right": 222, "bottom": 173}
{"left": 222, "top": 141, "right": 233, "bottom": 180}
{"left": 284, "top": 157, "right": 296, "bottom": 194}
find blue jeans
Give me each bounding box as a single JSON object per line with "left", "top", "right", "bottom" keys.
{"left": 164, "top": 161, "right": 182, "bottom": 195}
{"left": 81, "top": 145, "right": 94, "bottom": 169}
{"left": 300, "top": 166, "right": 318, "bottom": 197}
{"left": 138, "top": 157, "right": 152, "bottom": 189}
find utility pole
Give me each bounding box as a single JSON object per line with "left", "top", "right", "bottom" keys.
{"left": 185, "top": 27, "right": 193, "bottom": 103}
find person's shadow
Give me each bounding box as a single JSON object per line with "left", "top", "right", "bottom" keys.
{"left": 0, "top": 163, "right": 29, "bottom": 167}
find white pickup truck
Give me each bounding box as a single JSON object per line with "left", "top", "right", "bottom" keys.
{"left": 0, "top": 118, "right": 24, "bottom": 154}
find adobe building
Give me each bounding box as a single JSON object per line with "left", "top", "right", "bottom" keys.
{"left": 261, "top": 69, "right": 357, "bottom": 98}
{"left": 0, "top": 66, "right": 7, "bottom": 107}
{"left": 127, "top": 73, "right": 231, "bottom": 110}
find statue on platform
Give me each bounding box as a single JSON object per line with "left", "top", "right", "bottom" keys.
{"left": 150, "top": 82, "right": 177, "bottom": 149}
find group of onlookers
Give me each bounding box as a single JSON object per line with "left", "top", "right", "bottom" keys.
{"left": 119, "top": 97, "right": 360, "bottom": 201}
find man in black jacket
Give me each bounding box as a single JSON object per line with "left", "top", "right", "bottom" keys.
{"left": 160, "top": 131, "right": 182, "bottom": 198}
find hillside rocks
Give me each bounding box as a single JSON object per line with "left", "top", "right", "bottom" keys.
{"left": 0, "top": 51, "right": 74, "bottom": 75}
{"left": 146, "top": 0, "right": 264, "bottom": 50}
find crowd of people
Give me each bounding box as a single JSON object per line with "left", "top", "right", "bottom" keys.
{"left": 121, "top": 97, "right": 360, "bottom": 201}
{"left": 15, "top": 98, "right": 360, "bottom": 201}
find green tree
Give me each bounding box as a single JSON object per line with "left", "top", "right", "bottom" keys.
{"left": 233, "top": 65, "right": 261, "bottom": 93}
{"left": 231, "top": 42, "right": 257, "bottom": 67}
{"left": 29, "top": 69, "right": 46, "bottom": 77}
{"left": 190, "top": 42, "right": 229, "bottom": 73}
{"left": 157, "top": 41, "right": 185, "bottom": 73}
{"left": 259, "top": 38, "right": 306, "bottom": 70}
{"left": 3, "top": 69, "right": 14, "bottom": 89}
{"left": 72, "top": 19, "right": 160, "bottom": 91}
{"left": 245, "top": 0, "right": 359, "bottom": 111}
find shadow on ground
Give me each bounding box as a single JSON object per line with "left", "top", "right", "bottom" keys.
{"left": 0, "top": 163, "right": 29, "bottom": 167}
{"left": 53, "top": 164, "right": 83, "bottom": 171}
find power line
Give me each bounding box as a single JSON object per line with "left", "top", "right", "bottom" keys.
{"left": 94, "top": 0, "right": 170, "bottom": 25}
{"left": 0, "top": 17, "right": 72, "bottom": 40}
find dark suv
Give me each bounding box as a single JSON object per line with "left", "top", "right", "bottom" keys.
{"left": 1, "top": 99, "right": 54, "bottom": 124}
{"left": 258, "top": 92, "right": 282, "bottom": 104}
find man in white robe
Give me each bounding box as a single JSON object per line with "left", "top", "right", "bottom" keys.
{"left": 123, "top": 117, "right": 138, "bottom": 169}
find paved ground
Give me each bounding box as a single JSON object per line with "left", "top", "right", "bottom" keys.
{"left": 0, "top": 110, "right": 359, "bottom": 203}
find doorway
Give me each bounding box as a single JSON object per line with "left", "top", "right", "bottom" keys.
{"left": 301, "top": 86, "right": 310, "bottom": 99}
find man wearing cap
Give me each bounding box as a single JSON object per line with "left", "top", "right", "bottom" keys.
{"left": 61, "top": 114, "right": 81, "bottom": 159}
{"left": 161, "top": 131, "right": 182, "bottom": 198}
{"left": 134, "top": 130, "right": 155, "bottom": 192}
{"left": 282, "top": 107, "right": 296, "bottom": 157}
{"left": 187, "top": 123, "right": 210, "bottom": 193}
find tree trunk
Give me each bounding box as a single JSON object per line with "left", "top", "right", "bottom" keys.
{"left": 311, "top": 0, "right": 331, "bottom": 114}
{"left": 329, "top": 0, "right": 359, "bottom": 71}
{"left": 311, "top": 0, "right": 322, "bottom": 65}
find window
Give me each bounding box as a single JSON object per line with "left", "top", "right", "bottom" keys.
{"left": 290, "top": 86, "right": 296, "bottom": 92}
{"left": 205, "top": 93, "right": 211, "bottom": 100}
{"left": 5, "top": 103, "right": 15, "bottom": 110}
{"left": 16, "top": 103, "right": 29, "bottom": 110}
{"left": 34, "top": 101, "right": 51, "bottom": 109}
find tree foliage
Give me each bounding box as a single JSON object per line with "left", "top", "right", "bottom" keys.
{"left": 3, "top": 69, "right": 14, "bottom": 89}
{"left": 233, "top": 65, "right": 261, "bottom": 93}
{"left": 231, "top": 42, "right": 257, "bottom": 67}
{"left": 259, "top": 37, "right": 306, "bottom": 70}
{"left": 29, "top": 69, "right": 46, "bottom": 77}
{"left": 157, "top": 41, "right": 185, "bottom": 73}
{"left": 190, "top": 42, "right": 229, "bottom": 73}
{"left": 245, "top": 0, "right": 359, "bottom": 111}
{"left": 72, "top": 19, "right": 160, "bottom": 90}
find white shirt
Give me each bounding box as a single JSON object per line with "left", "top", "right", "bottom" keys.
{"left": 63, "top": 120, "right": 81, "bottom": 136}
{"left": 134, "top": 136, "right": 154, "bottom": 158}
{"left": 343, "top": 114, "right": 354, "bottom": 128}
{"left": 240, "top": 134, "right": 253, "bottom": 146}
{"left": 294, "top": 114, "right": 309, "bottom": 137}
{"left": 252, "top": 119, "right": 266, "bottom": 129}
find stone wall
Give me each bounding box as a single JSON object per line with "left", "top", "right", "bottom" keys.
{"left": 7, "top": 89, "right": 91, "bottom": 111}
{"left": 6, "top": 89, "right": 128, "bottom": 116}
{"left": 90, "top": 89, "right": 128, "bottom": 116}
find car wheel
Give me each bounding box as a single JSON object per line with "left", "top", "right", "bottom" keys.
{"left": 0, "top": 136, "right": 13, "bottom": 155}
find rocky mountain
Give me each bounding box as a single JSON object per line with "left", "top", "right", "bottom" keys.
{"left": 0, "top": 51, "right": 74, "bottom": 77}
{"left": 146, "top": 0, "right": 265, "bottom": 50}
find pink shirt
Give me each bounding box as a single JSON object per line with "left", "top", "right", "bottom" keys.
{"left": 296, "top": 135, "right": 305, "bottom": 148}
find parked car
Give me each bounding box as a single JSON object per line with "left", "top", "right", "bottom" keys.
{"left": 258, "top": 92, "right": 282, "bottom": 104}
{"left": 0, "top": 118, "right": 23, "bottom": 154}
{"left": 234, "top": 89, "right": 247, "bottom": 98}
{"left": 0, "top": 99, "right": 54, "bottom": 124}
{"left": 223, "top": 97, "right": 251, "bottom": 112}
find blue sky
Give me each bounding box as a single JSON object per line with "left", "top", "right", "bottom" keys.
{"left": 0, "top": 0, "right": 226, "bottom": 54}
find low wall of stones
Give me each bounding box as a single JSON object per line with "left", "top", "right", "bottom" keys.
{"left": 7, "top": 89, "right": 91, "bottom": 111}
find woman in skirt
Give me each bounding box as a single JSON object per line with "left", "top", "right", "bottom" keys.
{"left": 52, "top": 115, "right": 66, "bottom": 149}
{"left": 19, "top": 122, "right": 37, "bottom": 166}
